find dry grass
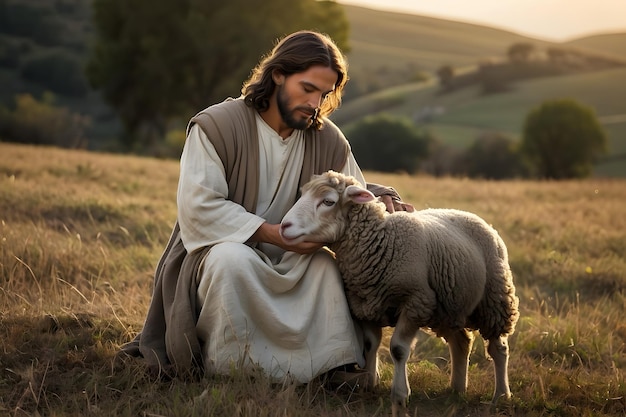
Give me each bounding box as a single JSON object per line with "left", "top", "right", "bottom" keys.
{"left": 0, "top": 142, "right": 624, "bottom": 416}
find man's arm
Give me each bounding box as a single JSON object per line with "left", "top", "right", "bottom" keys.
{"left": 367, "top": 183, "right": 415, "bottom": 213}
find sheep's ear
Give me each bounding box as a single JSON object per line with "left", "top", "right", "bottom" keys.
{"left": 345, "top": 185, "right": 376, "bottom": 204}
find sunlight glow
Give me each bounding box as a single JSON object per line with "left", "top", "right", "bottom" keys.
{"left": 339, "top": 0, "right": 626, "bottom": 41}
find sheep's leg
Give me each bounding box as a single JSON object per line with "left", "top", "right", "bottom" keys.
{"left": 389, "top": 312, "right": 419, "bottom": 417}
{"left": 362, "top": 321, "right": 381, "bottom": 389}
{"left": 487, "top": 335, "right": 511, "bottom": 402}
{"left": 442, "top": 328, "right": 473, "bottom": 394}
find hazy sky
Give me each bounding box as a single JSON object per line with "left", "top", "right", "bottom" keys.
{"left": 339, "top": 0, "right": 626, "bottom": 41}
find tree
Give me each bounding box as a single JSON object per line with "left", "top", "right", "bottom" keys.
{"left": 507, "top": 42, "right": 535, "bottom": 63}
{"left": 0, "top": 93, "right": 90, "bottom": 148}
{"left": 86, "top": 0, "right": 349, "bottom": 150}
{"left": 520, "top": 99, "right": 608, "bottom": 179}
{"left": 20, "top": 49, "right": 89, "bottom": 97}
{"left": 460, "top": 132, "right": 525, "bottom": 179}
{"left": 0, "top": 0, "right": 65, "bottom": 46}
{"left": 478, "top": 62, "right": 511, "bottom": 94}
{"left": 436, "top": 65, "right": 454, "bottom": 89}
{"left": 420, "top": 138, "right": 462, "bottom": 177}
{"left": 346, "top": 114, "right": 431, "bottom": 174}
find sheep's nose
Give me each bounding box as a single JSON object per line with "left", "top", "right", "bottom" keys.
{"left": 280, "top": 221, "right": 292, "bottom": 232}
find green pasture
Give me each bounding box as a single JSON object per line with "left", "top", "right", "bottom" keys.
{"left": 335, "top": 67, "right": 626, "bottom": 177}
{"left": 2, "top": 2, "right": 625, "bottom": 173}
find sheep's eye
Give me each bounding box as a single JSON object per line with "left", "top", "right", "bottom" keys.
{"left": 322, "top": 199, "right": 335, "bottom": 207}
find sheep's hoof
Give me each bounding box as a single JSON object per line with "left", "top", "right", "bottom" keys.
{"left": 490, "top": 392, "right": 513, "bottom": 413}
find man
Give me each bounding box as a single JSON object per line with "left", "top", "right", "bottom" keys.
{"left": 121, "top": 30, "right": 412, "bottom": 384}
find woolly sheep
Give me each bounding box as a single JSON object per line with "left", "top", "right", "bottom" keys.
{"left": 280, "top": 171, "right": 519, "bottom": 417}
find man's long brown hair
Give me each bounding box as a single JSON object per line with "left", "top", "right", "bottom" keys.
{"left": 242, "top": 30, "right": 348, "bottom": 130}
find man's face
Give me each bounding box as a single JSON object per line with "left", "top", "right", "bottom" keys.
{"left": 275, "top": 65, "right": 338, "bottom": 130}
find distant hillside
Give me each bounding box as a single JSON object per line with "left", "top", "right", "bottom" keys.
{"left": 566, "top": 33, "right": 626, "bottom": 58}
{"left": 336, "top": 5, "right": 626, "bottom": 178}
{"left": 342, "top": 5, "right": 554, "bottom": 94}
{"left": 1, "top": 1, "right": 624, "bottom": 156}
{"left": 333, "top": 67, "right": 626, "bottom": 177}
{"left": 342, "top": 5, "right": 626, "bottom": 95}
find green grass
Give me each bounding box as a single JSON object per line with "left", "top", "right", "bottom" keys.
{"left": 333, "top": 67, "right": 626, "bottom": 177}
{"left": 1, "top": 142, "right": 625, "bottom": 416}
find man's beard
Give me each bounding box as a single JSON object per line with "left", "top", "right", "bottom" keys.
{"left": 276, "top": 84, "right": 316, "bottom": 130}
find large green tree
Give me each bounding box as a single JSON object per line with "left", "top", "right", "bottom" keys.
{"left": 86, "top": 0, "right": 349, "bottom": 150}
{"left": 520, "top": 99, "right": 608, "bottom": 179}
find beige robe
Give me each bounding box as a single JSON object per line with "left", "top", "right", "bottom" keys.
{"left": 178, "top": 116, "right": 367, "bottom": 383}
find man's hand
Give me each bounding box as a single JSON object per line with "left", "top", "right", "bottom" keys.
{"left": 379, "top": 194, "right": 415, "bottom": 213}
{"left": 252, "top": 222, "right": 324, "bottom": 254}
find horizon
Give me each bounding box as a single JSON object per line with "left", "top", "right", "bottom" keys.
{"left": 339, "top": 0, "right": 626, "bottom": 42}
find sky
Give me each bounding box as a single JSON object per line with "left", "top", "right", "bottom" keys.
{"left": 339, "top": 0, "right": 626, "bottom": 42}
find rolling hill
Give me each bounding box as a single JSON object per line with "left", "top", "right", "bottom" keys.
{"left": 566, "top": 33, "right": 626, "bottom": 57}
{"left": 343, "top": 5, "right": 554, "bottom": 87}
{"left": 1, "top": 2, "right": 625, "bottom": 176}
{"left": 342, "top": 5, "right": 626, "bottom": 97}
{"left": 336, "top": 6, "right": 626, "bottom": 177}
{"left": 332, "top": 66, "right": 626, "bottom": 177}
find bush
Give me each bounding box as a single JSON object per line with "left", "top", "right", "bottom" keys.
{"left": 346, "top": 114, "right": 431, "bottom": 174}
{"left": 0, "top": 1, "right": 65, "bottom": 46}
{"left": 460, "top": 132, "right": 526, "bottom": 179}
{"left": 520, "top": 99, "right": 608, "bottom": 179}
{"left": 20, "top": 49, "right": 89, "bottom": 97}
{"left": 0, "top": 93, "right": 90, "bottom": 148}
{"left": 0, "top": 35, "right": 26, "bottom": 68}
{"left": 420, "top": 139, "right": 463, "bottom": 177}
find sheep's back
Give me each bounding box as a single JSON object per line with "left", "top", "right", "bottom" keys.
{"left": 416, "top": 208, "right": 513, "bottom": 331}
{"left": 333, "top": 205, "right": 515, "bottom": 332}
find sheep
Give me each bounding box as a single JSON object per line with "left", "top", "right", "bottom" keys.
{"left": 280, "top": 171, "right": 519, "bottom": 417}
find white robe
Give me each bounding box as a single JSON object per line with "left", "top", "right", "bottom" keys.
{"left": 177, "top": 116, "right": 367, "bottom": 383}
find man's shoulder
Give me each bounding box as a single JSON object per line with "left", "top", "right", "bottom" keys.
{"left": 194, "top": 97, "right": 251, "bottom": 120}
{"left": 187, "top": 97, "right": 254, "bottom": 136}
{"left": 317, "top": 117, "right": 348, "bottom": 143}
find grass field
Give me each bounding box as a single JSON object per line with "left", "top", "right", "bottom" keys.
{"left": 0, "top": 142, "right": 624, "bottom": 416}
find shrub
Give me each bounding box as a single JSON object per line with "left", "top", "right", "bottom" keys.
{"left": 436, "top": 65, "right": 454, "bottom": 89}
{"left": 460, "top": 132, "right": 526, "bottom": 179}
{"left": 0, "top": 93, "right": 90, "bottom": 148}
{"left": 520, "top": 99, "right": 608, "bottom": 179}
{"left": 420, "top": 139, "right": 463, "bottom": 177}
{"left": 0, "top": 1, "right": 65, "bottom": 46}
{"left": 346, "top": 114, "right": 431, "bottom": 174}
{"left": 20, "top": 49, "right": 89, "bottom": 97}
{"left": 0, "top": 35, "right": 24, "bottom": 68}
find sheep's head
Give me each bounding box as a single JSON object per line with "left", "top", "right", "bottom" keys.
{"left": 280, "top": 170, "right": 376, "bottom": 244}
